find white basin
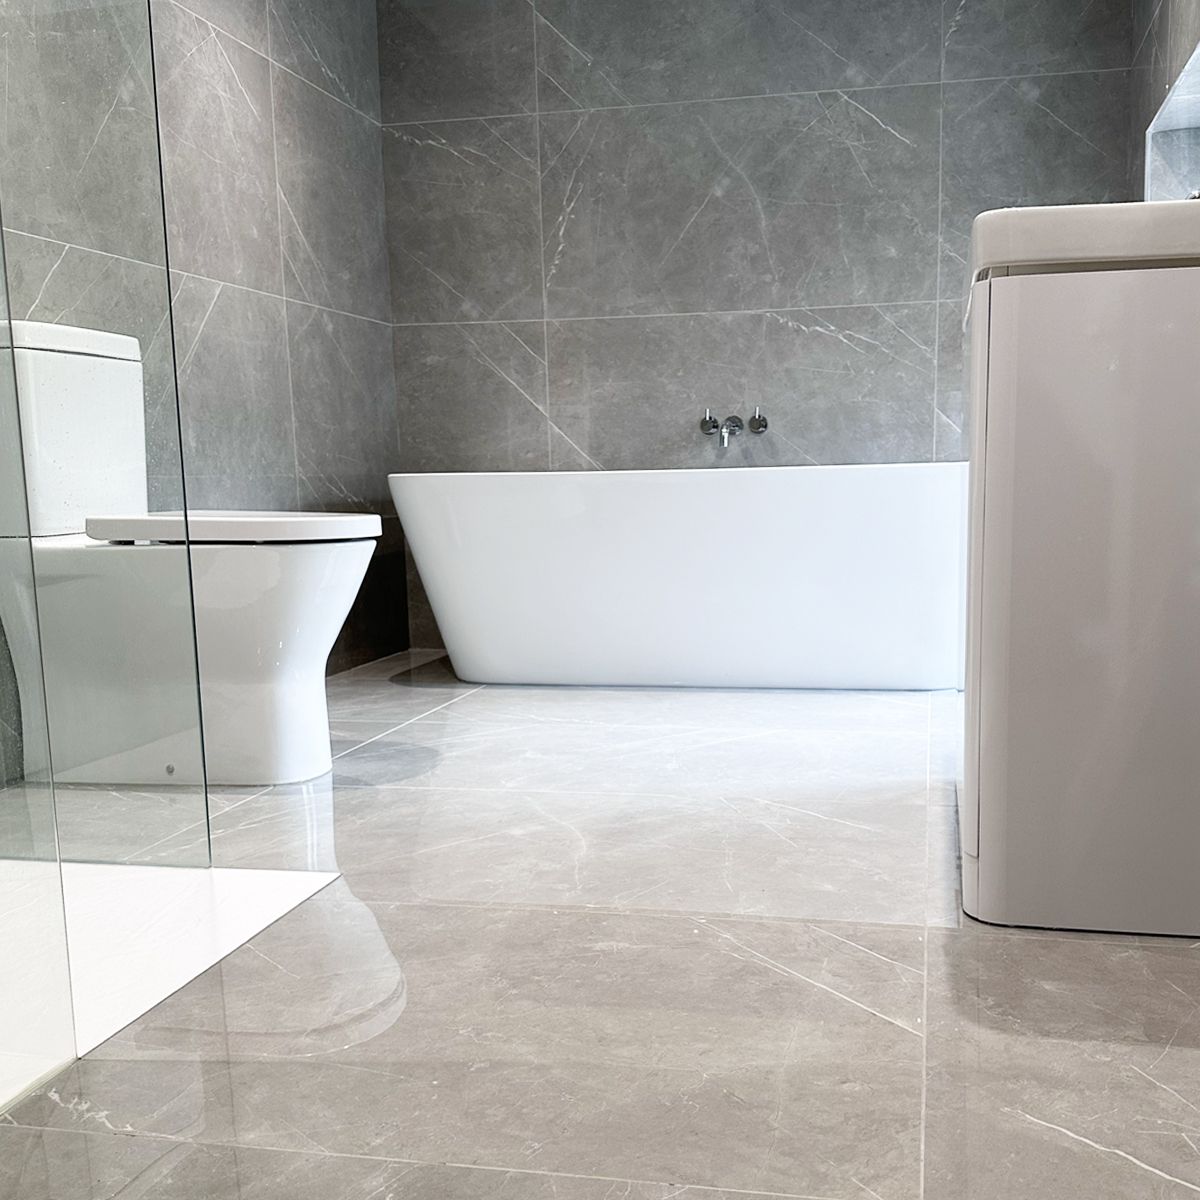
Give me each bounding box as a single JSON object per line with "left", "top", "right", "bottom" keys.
{"left": 970, "top": 199, "right": 1200, "bottom": 283}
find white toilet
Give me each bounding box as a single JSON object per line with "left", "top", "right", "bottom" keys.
{"left": 2, "top": 320, "right": 380, "bottom": 786}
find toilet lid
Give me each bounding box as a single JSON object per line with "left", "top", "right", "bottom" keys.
{"left": 85, "top": 510, "right": 383, "bottom": 544}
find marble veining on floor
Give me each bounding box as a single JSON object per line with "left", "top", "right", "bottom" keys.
{"left": 4, "top": 652, "right": 1200, "bottom": 1199}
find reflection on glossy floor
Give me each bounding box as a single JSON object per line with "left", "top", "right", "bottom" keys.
{"left": 3, "top": 652, "right": 1200, "bottom": 1198}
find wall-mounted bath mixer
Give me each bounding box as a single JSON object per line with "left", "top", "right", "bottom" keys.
{"left": 701, "top": 407, "right": 768, "bottom": 447}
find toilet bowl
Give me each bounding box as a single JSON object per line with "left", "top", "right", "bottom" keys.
{"left": 33, "top": 512, "right": 379, "bottom": 785}
{"left": 3, "top": 320, "right": 382, "bottom": 787}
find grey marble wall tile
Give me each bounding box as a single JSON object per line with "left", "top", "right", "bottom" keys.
{"left": 170, "top": 275, "right": 297, "bottom": 503}
{"left": 536, "top": 0, "right": 941, "bottom": 110}
{"left": 0, "top": 628, "right": 22, "bottom": 787}
{"left": 941, "top": 0, "right": 1133, "bottom": 81}
{"left": 940, "top": 72, "right": 1132, "bottom": 295}
{"left": 384, "top": 117, "right": 542, "bottom": 323}
{"left": 378, "top": 0, "right": 536, "bottom": 123}
{"left": 182, "top": 473, "right": 299, "bottom": 509}
{"left": 154, "top": 1, "right": 282, "bottom": 294}
{"left": 541, "top": 88, "right": 941, "bottom": 319}
{"left": 274, "top": 67, "right": 390, "bottom": 321}
{"left": 404, "top": 541, "right": 445, "bottom": 649}
{"left": 935, "top": 300, "right": 967, "bottom": 462}
{"left": 1, "top": 232, "right": 184, "bottom": 486}
{"left": 269, "top": 0, "right": 382, "bottom": 119}
{"left": 0, "top": 0, "right": 165, "bottom": 263}
{"left": 288, "top": 305, "right": 399, "bottom": 510}
{"left": 1168, "top": 0, "right": 1200, "bottom": 82}
{"left": 321, "top": 515, "right": 409, "bottom": 671}
{"left": 393, "top": 322, "right": 549, "bottom": 470}
{"left": 548, "top": 423, "right": 600, "bottom": 470}
{"left": 547, "top": 304, "right": 937, "bottom": 470}
{"left": 174, "top": 0, "right": 268, "bottom": 50}
{"left": 1133, "top": 0, "right": 1167, "bottom": 58}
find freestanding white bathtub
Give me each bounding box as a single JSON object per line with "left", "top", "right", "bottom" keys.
{"left": 389, "top": 463, "right": 968, "bottom": 690}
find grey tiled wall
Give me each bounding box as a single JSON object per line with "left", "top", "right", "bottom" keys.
{"left": 382, "top": 0, "right": 1133, "bottom": 479}
{"left": 151, "top": 0, "right": 405, "bottom": 670}
{"left": 1131, "top": 0, "right": 1200, "bottom": 193}
{"left": 0, "top": 0, "right": 407, "bottom": 669}
{"left": 381, "top": 0, "right": 1134, "bottom": 643}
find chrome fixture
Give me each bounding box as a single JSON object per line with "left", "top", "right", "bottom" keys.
{"left": 719, "top": 415, "right": 743, "bottom": 447}
{"left": 701, "top": 408, "right": 768, "bottom": 447}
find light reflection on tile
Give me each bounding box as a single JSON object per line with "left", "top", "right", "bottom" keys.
{"left": 15, "top": 657, "right": 1193, "bottom": 1199}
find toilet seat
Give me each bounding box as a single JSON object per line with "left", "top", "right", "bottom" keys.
{"left": 85, "top": 510, "right": 382, "bottom": 544}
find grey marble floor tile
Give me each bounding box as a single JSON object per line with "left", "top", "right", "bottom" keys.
{"left": 940, "top": 72, "right": 1132, "bottom": 295}
{"left": 546, "top": 305, "right": 937, "bottom": 470}
{"left": 50, "top": 786, "right": 210, "bottom": 868}
{"left": 385, "top": 119, "right": 543, "bottom": 324}
{"left": 10, "top": 898, "right": 924, "bottom": 1196}
{"left": 540, "top": 88, "right": 941, "bottom": 318}
{"left": 154, "top": 2, "right": 282, "bottom": 293}
{"left": 320, "top": 782, "right": 931, "bottom": 924}
{"left": 328, "top": 649, "right": 450, "bottom": 682}
{"left": 197, "top": 783, "right": 335, "bottom": 871}
{"left": 447, "top": 683, "right": 933, "bottom": 734}
{"left": 924, "top": 926, "right": 1200, "bottom": 1197}
{"left": 941, "top": 0, "right": 1133, "bottom": 81}
{"left": 536, "top": 0, "right": 941, "bottom": 108}
{"left": 379, "top": 0, "right": 536, "bottom": 123}
{"left": 0, "top": 1127, "right": 798, "bottom": 1200}
{"left": 925, "top": 803, "right": 962, "bottom": 928}
{"left": 323, "top": 660, "right": 479, "bottom": 722}
{"left": 330, "top": 702, "right": 932, "bottom": 804}
{"left": 268, "top": 0, "right": 382, "bottom": 119}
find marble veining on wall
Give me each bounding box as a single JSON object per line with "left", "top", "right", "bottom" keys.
{"left": 379, "top": 0, "right": 1133, "bottom": 642}
{"left": 381, "top": 0, "right": 1132, "bottom": 482}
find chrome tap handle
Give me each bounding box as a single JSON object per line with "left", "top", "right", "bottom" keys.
{"left": 700, "top": 408, "right": 720, "bottom": 436}
{"left": 748, "top": 406, "right": 768, "bottom": 434}
{"left": 718, "top": 415, "right": 743, "bottom": 447}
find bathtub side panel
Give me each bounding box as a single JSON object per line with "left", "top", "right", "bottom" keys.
{"left": 389, "top": 464, "right": 967, "bottom": 690}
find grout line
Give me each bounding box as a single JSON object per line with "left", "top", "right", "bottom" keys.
{"left": 331, "top": 686, "right": 486, "bottom": 759}
{"left": 2, "top": 227, "right": 392, "bottom": 328}
{"left": 394, "top": 298, "right": 943, "bottom": 330}
{"left": 378, "top": 65, "right": 1133, "bottom": 128}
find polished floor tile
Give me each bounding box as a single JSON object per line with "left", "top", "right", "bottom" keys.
{"left": 0, "top": 1126, "right": 805, "bottom": 1200}
{"left": 7, "top": 891, "right": 924, "bottom": 1197}
{"left": 323, "top": 784, "right": 932, "bottom": 923}
{"left": 924, "top": 928, "right": 1200, "bottom": 1198}
{"left": 8, "top": 657, "right": 1188, "bottom": 1200}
